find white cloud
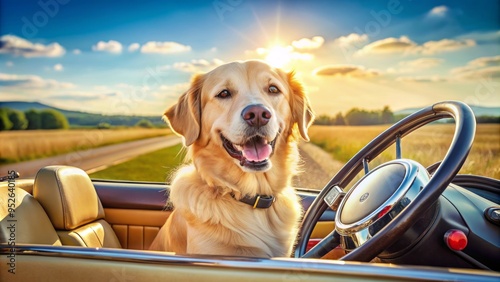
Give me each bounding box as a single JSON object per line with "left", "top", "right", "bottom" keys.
{"left": 391, "top": 58, "right": 444, "bottom": 74}
{"left": 72, "top": 49, "right": 81, "bottom": 55}
{"left": 92, "top": 40, "right": 123, "bottom": 53}
{"left": 172, "top": 58, "right": 224, "bottom": 72}
{"left": 455, "top": 66, "right": 500, "bottom": 80}
{"left": 357, "top": 36, "right": 417, "bottom": 55}
{"left": 428, "top": 5, "right": 449, "bottom": 17}
{"left": 452, "top": 56, "right": 500, "bottom": 80}
{"left": 0, "top": 73, "right": 75, "bottom": 89}
{"left": 457, "top": 30, "right": 500, "bottom": 45}
{"left": 418, "top": 39, "right": 476, "bottom": 55}
{"left": 50, "top": 91, "right": 119, "bottom": 102}
{"left": 140, "top": 41, "right": 191, "bottom": 54}
{"left": 334, "top": 33, "right": 369, "bottom": 47}
{"left": 0, "top": 35, "right": 65, "bottom": 58}
{"left": 128, "top": 43, "right": 140, "bottom": 52}
{"left": 332, "top": 33, "right": 370, "bottom": 58}
{"left": 399, "top": 58, "right": 444, "bottom": 69}
{"left": 53, "top": 64, "right": 63, "bottom": 71}
{"left": 157, "top": 82, "right": 191, "bottom": 99}
{"left": 396, "top": 76, "right": 448, "bottom": 83}
{"left": 6, "top": 61, "right": 13, "bottom": 67}
{"left": 357, "top": 36, "right": 475, "bottom": 55}
{"left": 38, "top": 90, "right": 128, "bottom": 115}
{"left": 292, "top": 36, "right": 324, "bottom": 50}
{"left": 313, "top": 65, "right": 380, "bottom": 78}
{"left": 468, "top": 55, "right": 500, "bottom": 67}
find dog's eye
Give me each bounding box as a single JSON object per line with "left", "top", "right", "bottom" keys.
{"left": 216, "top": 89, "right": 231, "bottom": 99}
{"left": 268, "top": 85, "right": 280, "bottom": 94}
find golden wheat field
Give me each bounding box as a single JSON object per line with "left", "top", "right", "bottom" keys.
{"left": 308, "top": 124, "right": 500, "bottom": 179}
{"left": 0, "top": 128, "right": 171, "bottom": 164}
{"left": 1, "top": 125, "right": 498, "bottom": 180}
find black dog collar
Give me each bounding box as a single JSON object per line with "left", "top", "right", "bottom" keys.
{"left": 238, "top": 194, "right": 275, "bottom": 209}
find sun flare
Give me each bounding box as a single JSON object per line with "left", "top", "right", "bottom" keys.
{"left": 258, "top": 44, "right": 313, "bottom": 69}
{"left": 261, "top": 45, "right": 294, "bottom": 68}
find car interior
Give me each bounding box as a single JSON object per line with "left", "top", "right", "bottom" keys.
{"left": 0, "top": 165, "right": 332, "bottom": 251}
{"left": 1, "top": 102, "right": 498, "bottom": 281}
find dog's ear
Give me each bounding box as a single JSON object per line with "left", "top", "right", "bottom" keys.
{"left": 163, "top": 74, "right": 204, "bottom": 146}
{"left": 288, "top": 71, "right": 315, "bottom": 141}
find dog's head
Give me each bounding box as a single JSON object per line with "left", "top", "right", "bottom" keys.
{"left": 164, "top": 60, "right": 314, "bottom": 173}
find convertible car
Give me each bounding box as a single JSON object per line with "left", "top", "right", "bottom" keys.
{"left": 1, "top": 101, "right": 499, "bottom": 281}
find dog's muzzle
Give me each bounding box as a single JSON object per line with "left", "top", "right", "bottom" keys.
{"left": 221, "top": 134, "right": 278, "bottom": 171}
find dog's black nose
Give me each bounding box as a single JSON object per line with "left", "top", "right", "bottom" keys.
{"left": 241, "top": 104, "right": 272, "bottom": 127}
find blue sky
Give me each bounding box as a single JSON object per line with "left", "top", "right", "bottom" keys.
{"left": 0, "top": 0, "right": 499, "bottom": 116}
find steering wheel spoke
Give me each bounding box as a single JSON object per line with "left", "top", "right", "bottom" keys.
{"left": 302, "top": 230, "right": 341, "bottom": 258}
{"left": 395, "top": 134, "right": 402, "bottom": 159}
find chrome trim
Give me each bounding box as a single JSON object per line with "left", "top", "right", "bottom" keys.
{"left": 335, "top": 159, "right": 430, "bottom": 248}
{"left": 363, "top": 158, "right": 370, "bottom": 174}
{"left": 323, "top": 185, "right": 345, "bottom": 211}
{"left": 395, "top": 134, "right": 402, "bottom": 159}
{"left": 1, "top": 245, "right": 498, "bottom": 281}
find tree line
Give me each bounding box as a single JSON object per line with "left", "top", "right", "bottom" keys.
{"left": 0, "top": 107, "right": 163, "bottom": 131}
{"left": 314, "top": 106, "right": 401, "bottom": 125}
{"left": 313, "top": 106, "right": 499, "bottom": 126}
{"left": 0, "top": 108, "right": 69, "bottom": 131}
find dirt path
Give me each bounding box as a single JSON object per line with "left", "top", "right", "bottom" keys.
{"left": 0, "top": 136, "right": 182, "bottom": 178}
{"left": 293, "top": 142, "right": 344, "bottom": 190}
{"left": 1, "top": 136, "right": 342, "bottom": 190}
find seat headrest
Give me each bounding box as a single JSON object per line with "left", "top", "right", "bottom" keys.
{"left": 33, "top": 166, "right": 105, "bottom": 230}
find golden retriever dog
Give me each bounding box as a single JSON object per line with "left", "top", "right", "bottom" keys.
{"left": 150, "top": 60, "right": 314, "bottom": 257}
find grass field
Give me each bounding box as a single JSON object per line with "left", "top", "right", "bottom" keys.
{"left": 0, "top": 128, "right": 172, "bottom": 164}
{"left": 88, "top": 124, "right": 499, "bottom": 184}
{"left": 308, "top": 124, "right": 500, "bottom": 179}
{"left": 89, "top": 144, "right": 186, "bottom": 182}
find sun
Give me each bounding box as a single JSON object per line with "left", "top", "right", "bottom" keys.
{"left": 258, "top": 44, "right": 313, "bottom": 69}
{"left": 261, "top": 45, "right": 294, "bottom": 68}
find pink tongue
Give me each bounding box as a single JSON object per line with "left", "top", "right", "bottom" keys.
{"left": 242, "top": 138, "right": 272, "bottom": 162}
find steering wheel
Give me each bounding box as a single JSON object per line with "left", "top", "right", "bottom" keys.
{"left": 294, "top": 101, "right": 476, "bottom": 261}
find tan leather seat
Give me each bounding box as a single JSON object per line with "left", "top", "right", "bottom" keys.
{"left": 33, "top": 166, "right": 121, "bottom": 248}
{"left": 0, "top": 184, "right": 62, "bottom": 246}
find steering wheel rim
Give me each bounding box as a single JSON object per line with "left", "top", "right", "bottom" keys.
{"left": 295, "top": 101, "right": 476, "bottom": 261}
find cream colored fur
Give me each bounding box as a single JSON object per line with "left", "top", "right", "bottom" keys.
{"left": 150, "top": 60, "right": 314, "bottom": 257}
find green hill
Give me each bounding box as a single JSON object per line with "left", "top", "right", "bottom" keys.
{"left": 0, "top": 101, "right": 165, "bottom": 128}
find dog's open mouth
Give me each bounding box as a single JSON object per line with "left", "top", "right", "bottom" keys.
{"left": 221, "top": 134, "right": 278, "bottom": 171}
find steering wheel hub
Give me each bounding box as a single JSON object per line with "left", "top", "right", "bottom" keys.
{"left": 336, "top": 160, "right": 430, "bottom": 250}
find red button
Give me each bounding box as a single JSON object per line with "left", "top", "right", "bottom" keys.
{"left": 444, "top": 229, "right": 468, "bottom": 251}
{"left": 377, "top": 206, "right": 392, "bottom": 219}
